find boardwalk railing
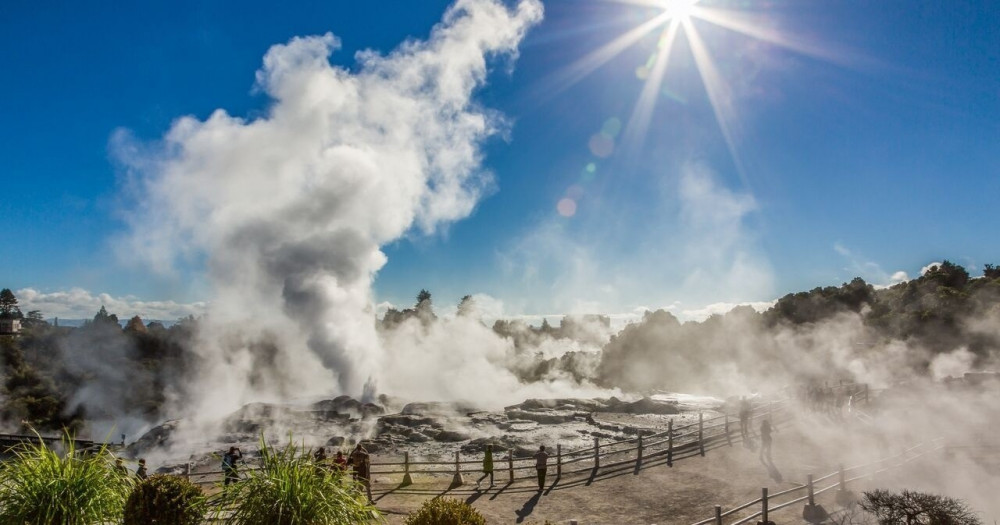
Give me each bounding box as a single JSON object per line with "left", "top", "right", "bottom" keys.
{"left": 181, "top": 389, "right": 856, "bottom": 487}
{"left": 174, "top": 382, "right": 872, "bottom": 489}
{"left": 689, "top": 438, "right": 944, "bottom": 525}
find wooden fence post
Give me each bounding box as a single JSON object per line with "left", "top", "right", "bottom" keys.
{"left": 838, "top": 464, "right": 846, "bottom": 491}
{"left": 593, "top": 437, "right": 600, "bottom": 469}
{"left": 807, "top": 474, "right": 815, "bottom": 505}
{"left": 864, "top": 383, "right": 870, "bottom": 405}
{"left": 557, "top": 444, "right": 562, "bottom": 477}
{"left": 725, "top": 413, "right": 732, "bottom": 446}
{"left": 183, "top": 462, "right": 190, "bottom": 481}
{"left": 508, "top": 452, "right": 514, "bottom": 481}
{"left": 637, "top": 434, "right": 643, "bottom": 465}
{"left": 668, "top": 419, "right": 674, "bottom": 467}
{"left": 451, "top": 451, "right": 463, "bottom": 486}
{"left": 402, "top": 451, "right": 412, "bottom": 486}
{"left": 699, "top": 412, "right": 705, "bottom": 457}
{"left": 715, "top": 505, "right": 723, "bottom": 525}
{"left": 761, "top": 487, "right": 769, "bottom": 525}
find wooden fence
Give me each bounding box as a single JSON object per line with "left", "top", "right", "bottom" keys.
{"left": 181, "top": 384, "right": 871, "bottom": 489}
{"left": 689, "top": 439, "right": 944, "bottom": 525}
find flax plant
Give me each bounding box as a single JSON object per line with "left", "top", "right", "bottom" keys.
{"left": 211, "top": 435, "right": 381, "bottom": 525}
{"left": 0, "top": 433, "right": 133, "bottom": 525}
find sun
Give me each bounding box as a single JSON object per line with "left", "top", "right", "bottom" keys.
{"left": 662, "top": 0, "right": 700, "bottom": 20}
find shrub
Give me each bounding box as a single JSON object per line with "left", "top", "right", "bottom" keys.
{"left": 404, "top": 497, "right": 486, "bottom": 525}
{"left": 0, "top": 433, "right": 132, "bottom": 524}
{"left": 860, "top": 489, "right": 982, "bottom": 525}
{"left": 210, "top": 435, "right": 380, "bottom": 525}
{"left": 124, "top": 474, "right": 206, "bottom": 525}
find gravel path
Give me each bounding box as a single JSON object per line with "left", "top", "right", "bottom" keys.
{"left": 372, "top": 415, "right": 885, "bottom": 524}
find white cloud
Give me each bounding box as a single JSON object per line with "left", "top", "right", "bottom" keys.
{"left": 15, "top": 287, "right": 206, "bottom": 322}
{"left": 833, "top": 243, "right": 909, "bottom": 287}
{"left": 921, "top": 261, "right": 944, "bottom": 276}
{"left": 676, "top": 300, "right": 776, "bottom": 322}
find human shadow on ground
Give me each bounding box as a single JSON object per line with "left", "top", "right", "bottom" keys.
{"left": 544, "top": 475, "right": 560, "bottom": 495}
{"left": 489, "top": 481, "right": 514, "bottom": 500}
{"left": 759, "top": 456, "right": 783, "bottom": 483}
{"left": 514, "top": 492, "right": 541, "bottom": 523}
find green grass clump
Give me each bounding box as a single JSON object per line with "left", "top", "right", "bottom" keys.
{"left": 404, "top": 497, "right": 486, "bottom": 525}
{"left": 211, "top": 436, "right": 381, "bottom": 525}
{"left": 0, "top": 433, "right": 133, "bottom": 524}
{"left": 124, "top": 474, "right": 206, "bottom": 525}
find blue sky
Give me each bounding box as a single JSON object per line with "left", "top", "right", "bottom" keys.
{"left": 1, "top": 0, "right": 998, "bottom": 322}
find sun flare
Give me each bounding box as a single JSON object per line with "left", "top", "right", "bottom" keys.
{"left": 662, "top": 0, "right": 700, "bottom": 20}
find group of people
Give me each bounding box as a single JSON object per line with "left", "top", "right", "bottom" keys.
{"left": 113, "top": 457, "right": 148, "bottom": 480}
{"left": 221, "top": 443, "right": 373, "bottom": 501}
{"left": 737, "top": 395, "right": 775, "bottom": 462}
{"left": 476, "top": 443, "right": 550, "bottom": 492}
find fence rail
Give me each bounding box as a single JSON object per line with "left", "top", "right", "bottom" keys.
{"left": 690, "top": 437, "right": 944, "bottom": 525}
{"left": 167, "top": 382, "right": 871, "bottom": 492}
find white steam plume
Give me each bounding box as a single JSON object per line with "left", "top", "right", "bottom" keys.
{"left": 117, "top": 0, "right": 543, "bottom": 423}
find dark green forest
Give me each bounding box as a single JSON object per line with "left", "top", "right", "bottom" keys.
{"left": 2, "top": 260, "right": 998, "bottom": 433}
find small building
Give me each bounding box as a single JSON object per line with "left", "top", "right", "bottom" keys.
{"left": 0, "top": 317, "right": 21, "bottom": 335}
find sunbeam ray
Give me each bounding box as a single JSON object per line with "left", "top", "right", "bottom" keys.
{"left": 682, "top": 17, "right": 750, "bottom": 188}
{"left": 622, "top": 19, "right": 681, "bottom": 154}
{"left": 540, "top": 11, "right": 671, "bottom": 95}
{"left": 691, "top": 6, "right": 861, "bottom": 68}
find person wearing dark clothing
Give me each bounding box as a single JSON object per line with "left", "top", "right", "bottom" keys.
{"left": 759, "top": 419, "right": 775, "bottom": 461}
{"left": 533, "top": 445, "right": 549, "bottom": 491}
{"left": 136, "top": 458, "right": 148, "bottom": 480}
{"left": 349, "top": 444, "right": 372, "bottom": 502}
{"left": 477, "top": 444, "right": 495, "bottom": 489}
{"left": 114, "top": 458, "right": 129, "bottom": 479}
{"left": 222, "top": 447, "right": 243, "bottom": 487}
{"left": 738, "top": 396, "right": 751, "bottom": 440}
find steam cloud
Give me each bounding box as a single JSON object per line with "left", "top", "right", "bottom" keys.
{"left": 118, "top": 0, "right": 543, "bottom": 423}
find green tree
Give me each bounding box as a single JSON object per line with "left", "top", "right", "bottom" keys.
{"left": 457, "top": 295, "right": 476, "bottom": 317}
{"left": 93, "top": 305, "right": 120, "bottom": 327}
{"left": 0, "top": 288, "right": 21, "bottom": 318}
{"left": 984, "top": 264, "right": 1000, "bottom": 279}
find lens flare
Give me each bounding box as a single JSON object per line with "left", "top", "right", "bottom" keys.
{"left": 543, "top": 0, "right": 861, "bottom": 184}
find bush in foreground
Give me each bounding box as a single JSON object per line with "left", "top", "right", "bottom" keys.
{"left": 0, "top": 434, "right": 132, "bottom": 524}
{"left": 124, "top": 474, "right": 206, "bottom": 525}
{"left": 405, "top": 497, "right": 486, "bottom": 525}
{"left": 860, "top": 489, "right": 981, "bottom": 525}
{"left": 211, "top": 436, "right": 380, "bottom": 525}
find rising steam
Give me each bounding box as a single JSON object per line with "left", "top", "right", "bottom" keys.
{"left": 117, "top": 0, "right": 543, "bottom": 423}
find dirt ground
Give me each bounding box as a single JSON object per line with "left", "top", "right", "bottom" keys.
{"left": 372, "top": 416, "right": 898, "bottom": 525}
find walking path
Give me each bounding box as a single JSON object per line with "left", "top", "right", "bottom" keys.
{"left": 373, "top": 413, "right": 893, "bottom": 524}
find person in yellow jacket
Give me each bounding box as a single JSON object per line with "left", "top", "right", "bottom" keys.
{"left": 477, "top": 444, "right": 495, "bottom": 489}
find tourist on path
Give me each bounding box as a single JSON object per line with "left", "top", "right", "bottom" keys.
{"left": 222, "top": 446, "right": 243, "bottom": 487}
{"left": 533, "top": 445, "right": 549, "bottom": 492}
{"left": 333, "top": 450, "right": 348, "bottom": 473}
{"left": 477, "top": 444, "right": 495, "bottom": 489}
{"left": 136, "top": 458, "right": 148, "bottom": 480}
{"left": 738, "top": 396, "right": 752, "bottom": 440}
{"left": 759, "top": 419, "right": 775, "bottom": 462}
{"left": 349, "top": 443, "right": 373, "bottom": 502}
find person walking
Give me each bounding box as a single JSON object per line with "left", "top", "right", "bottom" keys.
{"left": 349, "top": 443, "right": 372, "bottom": 502}
{"left": 477, "top": 444, "right": 495, "bottom": 489}
{"left": 136, "top": 458, "right": 148, "bottom": 480}
{"left": 533, "top": 445, "right": 549, "bottom": 492}
{"left": 759, "top": 418, "right": 775, "bottom": 462}
{"left": 738, "top": 396, "right": 751, "bottom": 440}
{"left": 222, "top": 446, "right": 243, "bottom": 487}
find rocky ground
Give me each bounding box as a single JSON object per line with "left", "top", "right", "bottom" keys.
{"left": 127, "top": 392, "right": 729, "bottom": 477}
